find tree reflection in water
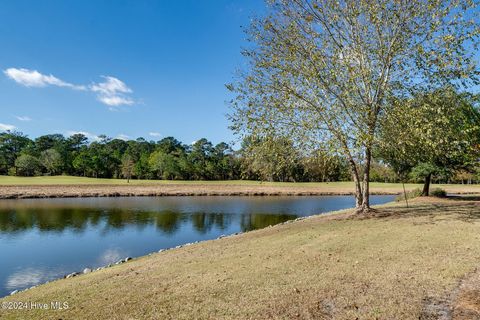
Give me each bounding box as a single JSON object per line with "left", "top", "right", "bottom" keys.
{"left": 0, "top": 196, "right": 396, "bottom": 298}
{"left": 0, "top": 207, "right": 299, "bottom": 235}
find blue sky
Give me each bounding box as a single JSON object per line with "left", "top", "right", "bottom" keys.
{"left": 0, "top": 0, "right": 265, "bottom": 145}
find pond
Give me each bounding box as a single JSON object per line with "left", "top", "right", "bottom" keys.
{"left": 0, "top": 195, "right": 395, "bottom": 297}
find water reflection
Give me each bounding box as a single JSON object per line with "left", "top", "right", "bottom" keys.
{"left": 6, "top": 268, "right": 45, "bottom": 290}
{"left": 5, "top": 267, "right": 66, "bottom": 291}
{"left": 0, "top": 195, "right": 395, "bottom": 296}
{"left": 98, "top": 248, "right": 125, "bottom": 265}
{"left": 0, "top": 208, "right": 299, "bottom": 234}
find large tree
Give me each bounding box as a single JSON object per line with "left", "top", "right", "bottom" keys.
{"left": 41, "top": 148, "right": 63, "bottom": 175}
{"left": 121, "top": 154, "right": 135, "bottom": 182}
{"left": 149, "top": 151, "right": 184, "bottom": 180}
{"left": 378, "top": 89, "right": 480, "bottom": 196}
{"left": 229, "top": 0, "right": 479, "bottom": 213}
{"left": 0, "top": 131, "right": 32, "bottom": 174}
{"left": 189, "top": 139, "right": 215, "bottom": 180}
{"left": 240, "top": 135, "right": 302, "bottom": 182}
{"left": 15, "top": 154, "right": 42, "bottom": 177}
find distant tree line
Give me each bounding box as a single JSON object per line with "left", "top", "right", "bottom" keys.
{"left": 0, "top": 131, "right": 478, "bottom": 184}
{"left": 0, "top": 133, "right": 238, "bottom": 180}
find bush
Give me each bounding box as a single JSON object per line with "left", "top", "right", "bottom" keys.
{"left": 430, "top": 188, "right": 447, "bottom": 198}
{"left": 395, "top": 188, "right": 422, "bottom": 202}
{"left": 7, "top": 167, "right": 16, "bottom": 176}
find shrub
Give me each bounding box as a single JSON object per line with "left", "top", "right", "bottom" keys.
{"left": 395, "top": 188, "right": 422, "bottom": 202}
{"left": 7, "top": 167, "right": 16, "bottom": 176}
{"left": 430, "top": 188, "right": 447, "bottom": 198}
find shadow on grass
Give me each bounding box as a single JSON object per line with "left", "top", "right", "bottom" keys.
{"left": 447, "top": 195, "right": 480, "bottom": 202}
{"left": 357, "top": 196, "right": 480, "bottom": 224}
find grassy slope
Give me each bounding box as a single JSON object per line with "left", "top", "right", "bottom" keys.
{"left": 1, "top": 197, "right": 480, "bottom": 319}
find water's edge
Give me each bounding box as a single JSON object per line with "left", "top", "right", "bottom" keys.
{"left": 1, "top": 194, "right": 398, "bottom": 297}
{"left": 0, "top": 191, "right": 400, "bottom": 200}
{"left": 4, "top": 198, "right": 395, "bottom": 298}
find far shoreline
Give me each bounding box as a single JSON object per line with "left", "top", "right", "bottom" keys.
{"left": 0, "top": 179, "right": 479, "bottom": 200}
{"left": 0, "top": 183, "right": 399, "bottom": 200}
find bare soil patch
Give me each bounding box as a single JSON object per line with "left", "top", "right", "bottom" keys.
{"left": 452, "top": 269, "right": 480, "bottom": 319}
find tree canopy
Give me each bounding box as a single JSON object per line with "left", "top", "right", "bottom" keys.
{"left": 378, "top": 88, "right": 480, "bottom": 195}
{"left": 229, "top": 0, "right": 479, "bottom": 212}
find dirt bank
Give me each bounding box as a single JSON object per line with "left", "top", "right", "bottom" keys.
{"left": 0, "top": 183, "right": 401, "bottom": 199}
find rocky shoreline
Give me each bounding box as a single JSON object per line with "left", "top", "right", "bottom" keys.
{"left": 6, "top": 215, "right": 315, "bottom": 297}
{"left": 8, "top": 255, "right": 133, "bottom": 296}
{"left": 6, "top": 232, "right": 246, "bottom": 297}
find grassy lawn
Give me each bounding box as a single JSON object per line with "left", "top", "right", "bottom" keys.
{"left": 0, "top": 175, "right": 405, "bottom": 186}
{"left": 1, "top": 196, "right": 480, "bottom": 319}
{"left": 0, "top": 175, "right": 207, "bottom": 185}
{"left": 0, "top": 175, "right": 478, "bottom": 191}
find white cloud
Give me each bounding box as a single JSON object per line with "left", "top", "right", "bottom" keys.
{"left": 4, "top": 68, "right": 136, "bottom": 109}
{"left": 4, "top": 68, "right": 86, "bottom": 90}
{"left": 99, "top": 95, "right": 134, "bottom": 107}
{"left": 149, "top": 132, "right": 161, "bottom": 137}
{"left": 67, "top": 130, "right": 100, "bottom": 141}
{"left": 0, "top": 123, "right": 16, "bottom": 131}
{"left": 116, "top": 134, "right": 130, "bottom": 141}
{"left": 15, "top": 115, "right": 32, "bottom": 121}
{"left": 90, "top": 76, "right": 135, "bottom": 107}
{"left": 90, "top": 76, "right": 131, "bottom": 96}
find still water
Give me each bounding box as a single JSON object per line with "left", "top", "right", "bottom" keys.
{"left": 0, "top": 195, "right": 394, "bottom": 296}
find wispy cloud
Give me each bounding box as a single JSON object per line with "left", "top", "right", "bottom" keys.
{"left": 149, "top": 132, "right": 161, "bottom": 137}
{"left": 90, "top": 76, "right": 134, "bottom": 107}
{"left": 15, "top": 115, "right": 32, "bottom": 121}
{"left": 4, "top": 68, "right": 86, "bottom": 90}
{"left": 67, "top": 130, "right": 100, "bottom": 141}
{"left": 4, "top": 68, "right": 136, "bottom": 109}
{"left": 116, "top": 134, "right": 130, "bottom": 141}
{"left": 0, "top": 123, "right": 16, "bottom": 131}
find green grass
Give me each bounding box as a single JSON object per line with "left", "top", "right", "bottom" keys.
{"left": 2, "top": 197, "right": 480, "bottom": 319}
{"left": 0, "top": 175, "right": 454, "bottom": 187}
{"left": 0, "top": 175, "right": 479, "bottom": 194}
{"left": 0, "top": 175, "right": 407, "bottom": 186}
{"left": 0, "top": 175, "right": 396, "bottom": 186}
{"left": 0, "top": 175, "right": 197, "bottom": 185}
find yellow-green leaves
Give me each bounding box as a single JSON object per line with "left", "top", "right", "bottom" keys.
{"left": 229, "top": 0, "right": 479, "bottom": 207}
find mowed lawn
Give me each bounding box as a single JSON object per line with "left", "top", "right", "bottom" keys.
{"left": 0, "top": 175, "right": 479, "bottom": 194}
{"left": 2, "top": 197, "right": 480, "bottom": 319}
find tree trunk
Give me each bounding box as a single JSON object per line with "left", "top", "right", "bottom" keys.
{"left": 346, "top": 158, "right": 362, "bottom": 211}
{"left": 360, "top": 147, "right": 372, "bottom": 213}
{"left": 354, "top": 173, "right": 362, "bottom": 210}
{"left": 402, "top": 182, "right": 409, "bottom": 208}
{"left": 422, "top": 173, "right": 431, "bottom": 196}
